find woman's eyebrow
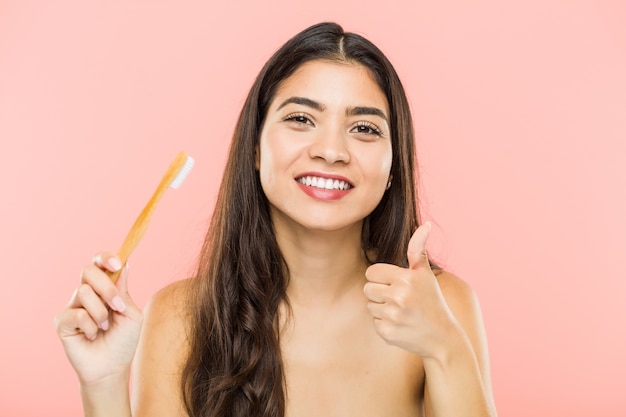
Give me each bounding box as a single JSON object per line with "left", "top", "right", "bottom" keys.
{"left": 346, "top": 106, "right": 388, "bottom": 122}
{"left": 276, "top": 97, "right": 388, "bottom": 123}
{"left": 276, "top": 96, "right": 326, "bottom": 112}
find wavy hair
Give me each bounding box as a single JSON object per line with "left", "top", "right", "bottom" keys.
{"left": 181, "top": 22, "right": 426, "bottom": 417}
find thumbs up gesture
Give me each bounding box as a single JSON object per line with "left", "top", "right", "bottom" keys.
{"left": 364, "top": 222, "right": 460, "bottom": 358}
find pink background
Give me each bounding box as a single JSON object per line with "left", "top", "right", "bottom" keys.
{"left": 1, "top": 0, "right": 625, "bottom": 415}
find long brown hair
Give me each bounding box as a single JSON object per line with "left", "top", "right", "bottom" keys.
{"left": 182, "top": 22, "right": 424, "bottom": 417}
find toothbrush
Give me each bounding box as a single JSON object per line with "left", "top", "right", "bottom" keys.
{"left": 108, "top": 151, "right": 194, "bottom": 283}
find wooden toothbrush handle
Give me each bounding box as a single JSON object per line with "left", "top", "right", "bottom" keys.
{"left": 106, "top": 199, "right": 160, "bottom": 283}
{"left": 106, "top": 152, "right": 190, "bottom": 283}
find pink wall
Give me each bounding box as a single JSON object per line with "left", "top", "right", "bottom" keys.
{"left": 1, "top": 0, "right": 625, "bottom": 415}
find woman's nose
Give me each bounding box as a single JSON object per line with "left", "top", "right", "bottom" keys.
{"left": 308, "top": 129, "right": 350, "bottom": 164}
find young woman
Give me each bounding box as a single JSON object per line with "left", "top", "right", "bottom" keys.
{"left": 55, "top": 22, "right": 497, "bottom": 417}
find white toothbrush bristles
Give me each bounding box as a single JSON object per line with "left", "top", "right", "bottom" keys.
{"left": 170, "top": 155, "right": 195, "bottom": 189}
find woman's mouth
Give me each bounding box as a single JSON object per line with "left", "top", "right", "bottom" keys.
{"left": 295, "top": 175, "right": 353, "bottom": 190}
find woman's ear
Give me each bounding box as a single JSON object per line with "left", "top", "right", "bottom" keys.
{"left": 386, "top": 174, "right": 393, "bottom": 190}
{"left": 255, "top": 145, "right": 260, "bottom": 170}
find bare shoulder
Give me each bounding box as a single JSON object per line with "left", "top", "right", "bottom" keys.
{"left": 140, "top": 277, "right": 194, "bottom": 359}
{"left": 432, "top": 270, "right": 486, "bottom": 346}
{"left": 433, "top": 270, "right": 481, "bottom": 313}
{"left": 145, "top": 278, "right": 194, "bottom": 322}
{"left": 132, "top": 279, "right": 194, "bottom": 417}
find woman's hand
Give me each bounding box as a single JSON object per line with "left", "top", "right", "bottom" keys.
{"left": 54, "top": 253, "right": 143, "bottom": 387}
{"left": 365, "top": 224, "right": 496, "bottom": 415}
{"left": 363, "top": 223, "right": 463, "bottom": 359}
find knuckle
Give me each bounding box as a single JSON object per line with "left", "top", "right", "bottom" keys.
{"left": 75, "top": 308, "right": 91, "bottom": 323}
{"left": 74, "top": 312, "right": 97, "bottom": 338}
{"left": 80, "top": 264, "right": 99, "bottom": 283}
{"left": 395, "top": 293, "right": 409, "bottom": 310}
{"left": 76, "top": 283, "right": 93, "bottom": 300}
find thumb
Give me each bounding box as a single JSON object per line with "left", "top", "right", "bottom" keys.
{"left": 407, "top": 222, "right": 432, "bottom": 270}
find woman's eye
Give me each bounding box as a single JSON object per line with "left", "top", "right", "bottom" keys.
{"left": 284, "top": 113, "right": 314, "bottom": 126}
{"left": 352, "top": 122, "right": 383, "bottom": 137}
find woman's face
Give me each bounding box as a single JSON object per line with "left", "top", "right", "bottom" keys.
{"left": 257, "top": 59, "right": 392, "bottom": 233}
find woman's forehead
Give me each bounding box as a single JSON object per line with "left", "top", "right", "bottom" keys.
{"left": 270, "top": 60, "right": 389, "bottom": 115}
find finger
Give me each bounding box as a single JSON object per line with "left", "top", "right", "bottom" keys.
{"left": 366, "top": 301, "right": 386, "bottom": 320}
{"left": 407, "top": 221, "right": 432, "bottom": 270}
{"left": 80, "top": 264, "right": 125, "bottom": 312}
{"left": 68, "top": 284, "right": 111, "bottom": 330}
{"left": 92, "top": 252, "right": 123, "bottom": 273}
{"left": 55, "top": 308, "right": 100, "bottom": 341}
{"left": 106, "top": 262, "right": 142, "bottom": 323}
{"left": 112, "top": 263, "right": 131, "bottom": 313}
{"left": 367, "top": 302, "right": 403, "bottom": 325}
{"left": 365, "top": 263, "right": 402, "bottom": 285}
{"left": 113, "top": 263, "right": 143, "bottom": 323}
{"left": 363, "top": 282, "right": 388, "bottom": 304}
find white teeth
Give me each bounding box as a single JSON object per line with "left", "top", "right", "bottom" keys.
{"left": 297, "top": 176, "right": 352, "bottom": 190}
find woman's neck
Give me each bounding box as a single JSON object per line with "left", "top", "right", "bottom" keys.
{"left": 273, "top": 217, "right": 369, "bottom": 308}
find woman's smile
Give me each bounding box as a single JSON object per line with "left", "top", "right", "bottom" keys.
{"left": 295, "top": 172, "right": 354, "bottom": 201}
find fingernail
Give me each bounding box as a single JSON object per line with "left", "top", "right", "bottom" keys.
{"left": 100, "top": 320, "right": 109, "bottom": 331}
{"left": 108, "top": 257, "right": 122, "bottom": 271}
{"left": 111, "top": 296, "right": 126, "bottom": 312}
